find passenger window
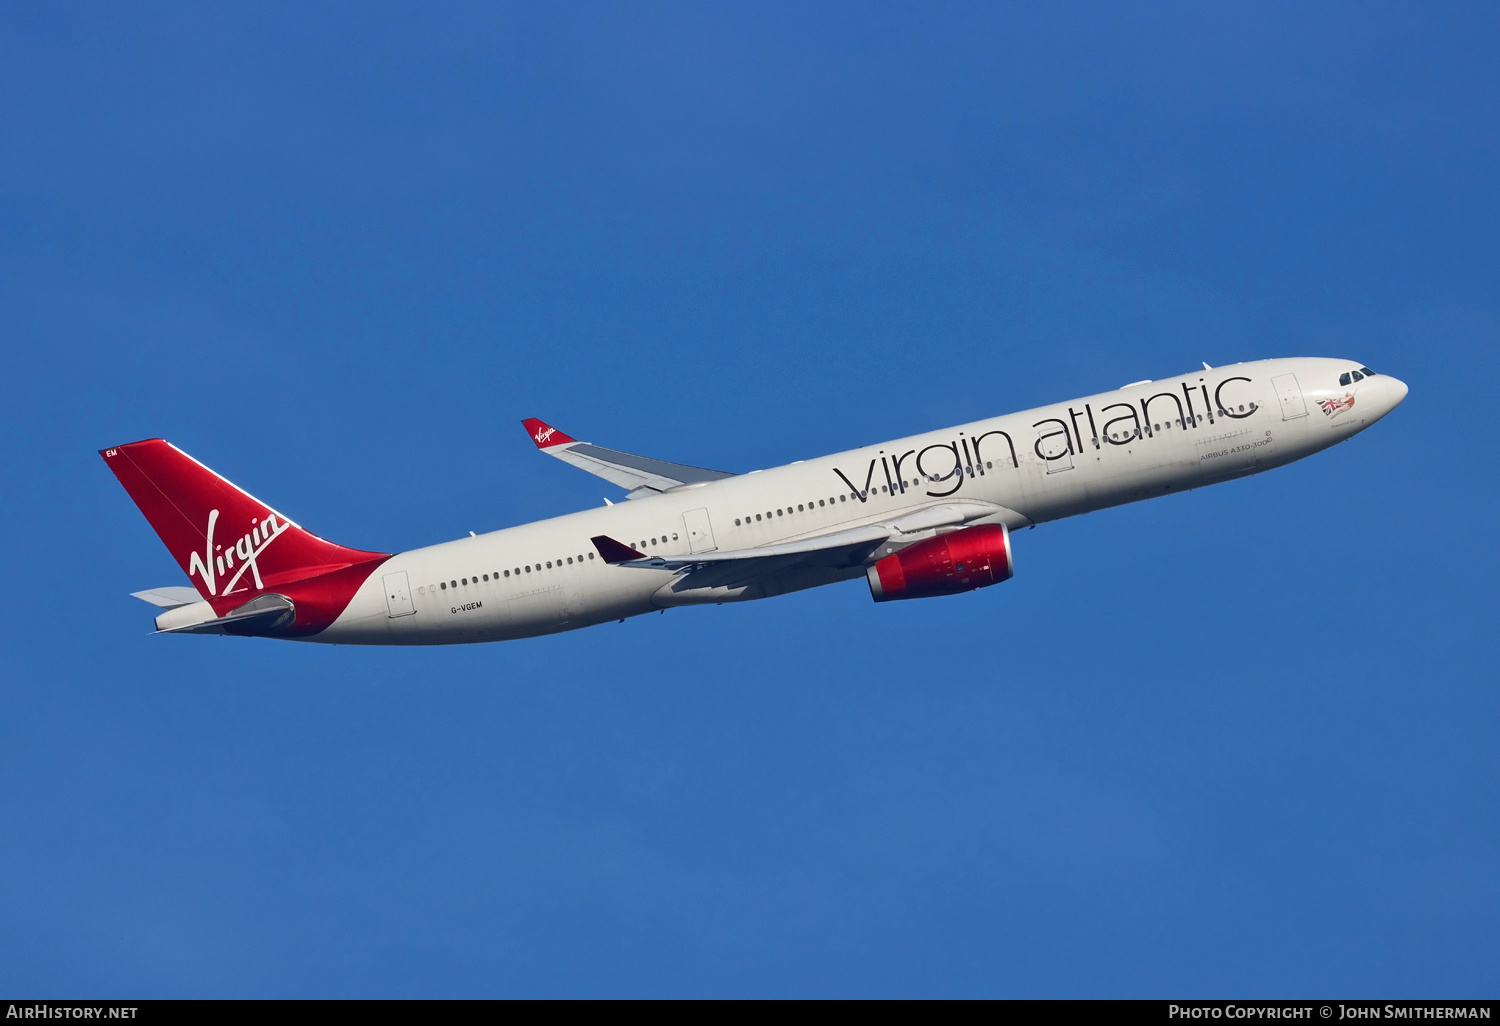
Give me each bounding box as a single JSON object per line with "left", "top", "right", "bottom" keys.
{"left": 798, "top": 504, "right": 804, "bottom": 511}
{"left": 776, "top": 509, "right": 783, "bottom": 516}
{"left": 483, "top": 574, "right": 489, "bottom": 581}
{"left": 525, "top": 566, "right": 531, "bottom": 573}
{"left": 735, "top": 519, "right": 740, "bottom": 525}
{"left": 1352, "top": 370, "right": 1364, "bottom": 382}
{"left": 504, "top": 570, "right": 510, "bottom": 577}
{"left": 566, "top": 557, "right": 573, "bottom": 564}
{"left": 440, "top": 582, "right": 447, "bottom": 590}
{"left": 839, "top": 495, "right": 846, "bottom": 502}
{"left": 985, "top": 462, "right": 992, "bottom": 469}
{"left": 588, "top": 553, "right": 594, "bottom": 559}
{"left": 818, "top": 500, "right": 825, "bottom": 507}
{"left": 461, "top": 578, "right": 467, "bottom": 585}
{"left": 755, "top": 514, "right": 761, "bottom": 521}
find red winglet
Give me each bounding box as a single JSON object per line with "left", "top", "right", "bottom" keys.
{"left": 591, "top": 535, "right": 646, "bottom": 564}
{"left": 522, "top": 418, "right": 575, "bottom": 449}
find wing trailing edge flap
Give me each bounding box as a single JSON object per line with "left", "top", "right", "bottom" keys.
{"left": 592, "top": 501, "right": 1031, "bottom": 584}
{"left": 521, "top": 418, "right": 734, "bottom": 498}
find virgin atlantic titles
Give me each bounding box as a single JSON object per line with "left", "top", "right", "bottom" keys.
{"left": 105, "top": 357, "right": 1406, "bottom": 643}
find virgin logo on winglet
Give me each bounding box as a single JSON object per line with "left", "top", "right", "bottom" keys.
{"left": 186, "top": 508, "right": 290, "bottom": 596}
{"left": 521, "top": 418, "right": 575, "bottom": 449}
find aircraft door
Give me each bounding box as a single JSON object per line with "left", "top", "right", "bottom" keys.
{"left": 1271, "top": 373, "right": 1308, "bottom": 420}
{"left": 382, "top": 570, "right": 415, "bottom": 617}
{"left": 683, "top": 507, "right": 717, "bottom": 553}
{"left": 1039, "top": 429, "right": 1074, "bottom": 473}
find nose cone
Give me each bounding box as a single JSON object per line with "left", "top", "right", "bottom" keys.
{"left": 1372, "top": 374, "right": 1409, "bottom": 419}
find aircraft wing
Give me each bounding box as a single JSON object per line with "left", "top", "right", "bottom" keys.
{"left": 522, "top": 418, "right": 735, "bottom": 499}
{"left": 591, "top": 501, "right": 1025, "bottom": 585}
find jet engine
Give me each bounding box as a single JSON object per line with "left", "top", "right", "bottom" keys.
{"left": 866, "top": 523, "right": 1013, "bottom": 602}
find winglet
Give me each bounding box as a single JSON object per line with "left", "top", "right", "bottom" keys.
{"left": 522, "top": 418, "right": 576, "bottom": 449}
{"left": 591, "top": 535, "right": 646, "bottom": 564}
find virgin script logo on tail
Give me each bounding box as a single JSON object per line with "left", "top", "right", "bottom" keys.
{"left": 534, "top": 425, "right": 558, "bottom": 446}
{"left": 186, "top": 509, "right": 289, "bottom": 596}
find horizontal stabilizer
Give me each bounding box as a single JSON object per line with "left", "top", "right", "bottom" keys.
{"left": 156, "top": 593, "right": 297, "bottom": 635}
{"left": 131, "top": 586, "right": 202, "bottom": 609}
{"left": 522, "top": 419, "right": 734, "bottom": 498}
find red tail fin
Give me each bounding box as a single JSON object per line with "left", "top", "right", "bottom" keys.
{"left": 101, "top": 439, "right": 388, "bottom": 601}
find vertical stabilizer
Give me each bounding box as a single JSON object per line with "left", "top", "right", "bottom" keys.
{"left": 101, "top": 439, "right": 388, "bottom": 602}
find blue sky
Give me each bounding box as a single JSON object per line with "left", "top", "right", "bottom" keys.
{"left": 1, "top": 1, "right": 1496, "bottom": 997}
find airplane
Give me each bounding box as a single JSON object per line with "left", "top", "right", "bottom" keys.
{"left": 103, "top": 357, "right": 1406, "bottom": 645}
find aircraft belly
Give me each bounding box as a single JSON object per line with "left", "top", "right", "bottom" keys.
{"left": 307, "top": 546, "right": 651, "bottom": 644}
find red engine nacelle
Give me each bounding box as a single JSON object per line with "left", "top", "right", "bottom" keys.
{"left": 866, "top": 523, "right": 1014, "bottom": 602}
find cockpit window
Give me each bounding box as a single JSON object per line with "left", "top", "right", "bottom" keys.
{"left": 1339, "top": 372, "right": 1352, "bottom": 385}
{"left": 1351, "top": 370, "right": 1364, "bottom": 382}
{"left": 1360, "top": 366, "right": 1376, "bottom": 376}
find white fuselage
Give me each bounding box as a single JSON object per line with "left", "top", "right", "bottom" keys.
{"left": 316, "top": 357, "right": 1406, "bottom": 644}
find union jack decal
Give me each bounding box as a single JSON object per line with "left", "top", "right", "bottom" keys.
{"left": 1318, "top": 393, "right": 1356, "bottom": 417}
